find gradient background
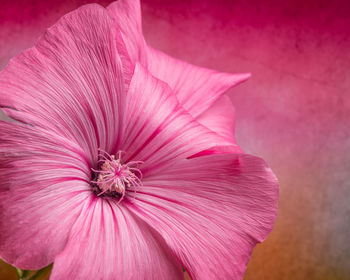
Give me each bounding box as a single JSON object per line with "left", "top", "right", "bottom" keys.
{"left": 0, "top": 0, "right": 350, "bottom": 279}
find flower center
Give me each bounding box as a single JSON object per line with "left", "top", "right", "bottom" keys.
{"left": 91, "top": 150, "right": 143, "bottom": 201}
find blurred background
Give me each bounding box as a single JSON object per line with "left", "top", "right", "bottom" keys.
{"left": 0, "top": 0, "right": 349, "bottom": 279}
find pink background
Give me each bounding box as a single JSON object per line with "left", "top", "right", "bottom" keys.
{"left": 1, "top": 0, "right": 350, "bottom": 279}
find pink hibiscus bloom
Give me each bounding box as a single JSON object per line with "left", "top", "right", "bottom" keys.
{"left": 0, "top": 1, "right": 278, "bottom": 279}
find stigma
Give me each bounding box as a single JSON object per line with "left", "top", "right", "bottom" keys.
{"left": 91, "top": 150, "right": 143, "bottom": 201}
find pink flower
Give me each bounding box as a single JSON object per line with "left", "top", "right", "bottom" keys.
{"left": 0, "top": 1, "right": 278, "bottom": 279}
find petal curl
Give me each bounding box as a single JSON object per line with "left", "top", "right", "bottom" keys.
{"left": 197, "top": 95, "right": 239, "bottom": 144}
{"left": 128, "top": 153, "right": 279, "bottom": 279}
{"left": 146, "top": 47, "right": 250, "bottom": 117}
{"left": 107, "top": 0, "right": 250, "bottom": 117}
{"left": 50, "top": 196, "right": 183, "bottom": 280}
{"left": 0, "top": 4, "right": 125, "bottom": 163}
{"left": 119, "top": 63, "right": 236, "bottom": 175}
{"left": 0, "top": 122, "right": 91, "bottom": 269}
{"left": 107, "top": 0, "right": 146, "bottom": 66}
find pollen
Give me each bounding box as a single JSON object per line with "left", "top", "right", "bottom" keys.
{"left": 91, "top": 150, "right": 143, "bottom": 201}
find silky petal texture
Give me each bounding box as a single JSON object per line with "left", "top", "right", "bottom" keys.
{"left": 50, "top": 196, "right": 183, "bottom": 280}
{"left": 119, "top": 63, "right": 236, "bottom": 175}
{"left": 197, "top": 95, "right": 239, "bottom": 144}
{"left": 107, "top": 0, "right": 250, "bottom": 118}
{"left": 0, "top": 4, "right": 125, "bottom": 163}
{"left": 0, "top": 121, "right": 91, "bottom": 269}
{"left": 128, "top": 153, "right": 278, "bottom": 280}
{"left": 107, "top": 0, "right": 147, "bottom": 66}
{"left": 146, "top": 47, "right": 251, "bottom": 117}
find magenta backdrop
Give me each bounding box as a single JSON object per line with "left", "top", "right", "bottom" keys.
{"left": 1, "top": 0, "right": 350, "bottom": 279}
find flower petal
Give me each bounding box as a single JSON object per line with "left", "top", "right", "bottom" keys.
{"left": 197, "top": 95, "right": 239, "bottom": 143}
{"left": 107, "top": 0, "right": 147, "bottom": 66}
{"left": 146, "top": 47, "right": 251, "bottom": 117}
{"left": 107, "top": 0, "right": 250, "bottom": 117}
{"left": 0, "top": 121, "right": 91, "bottom": 269}
{"left": 119, "top": 63, "right": 235, "bottom": 175}
{"left": 0, "top": 4, "right": 125, "bottom": 162}
{"left": 128, "top": 153, "right": 278, "bottom": 279}
{"left": 50, "top": 196, "right": 183, "bottom": 280}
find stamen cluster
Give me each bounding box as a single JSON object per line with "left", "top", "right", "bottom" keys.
{"left": 91, "top": 150, "right": 143, "bottom": 201}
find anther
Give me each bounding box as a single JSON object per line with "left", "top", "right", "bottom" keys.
{"left": 91, "top": 149, "right": 143, "bottom": 201}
